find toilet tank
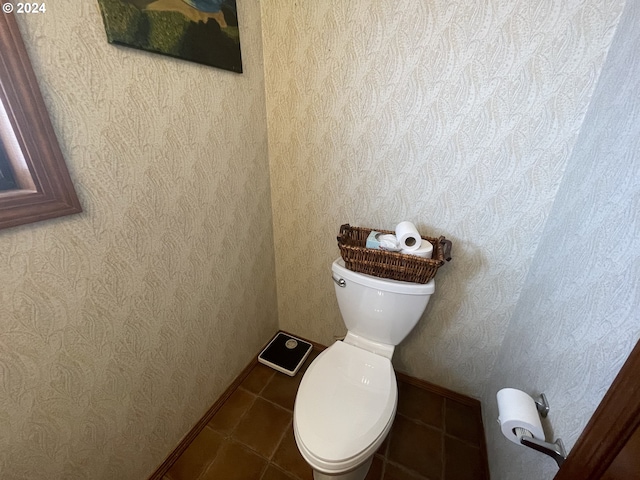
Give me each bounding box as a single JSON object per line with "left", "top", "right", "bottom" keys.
{"left": 331, "top": 258, "right": 435, "bottom": 346}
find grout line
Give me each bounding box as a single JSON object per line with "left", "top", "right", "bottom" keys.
{"left": 440, "top": 428, "right": 446, "bottom": 480}
{"left": 227, "top": 389, "right": 259, "bottom": 439}
{"left": 256, "top": 370, "right": 277, "bottom": 396}
{"left": 258, "top": 390, "right": 296, "bottom": 413}
{"left": 443, "top": 431, "right": 485, "bottom": 449}
{"left": 256, "top": 458, "right": 270, "bottom": 480}
{"left": 263, "top": 463, "right": 300, "bottom": 480}
{"left": 269, "top": 417, "right": 294, "bottom": 462}
{"left": 194, "top": 428, "right": 222, "bottom": 480}
{"left": 441, "top": 398, "right": 447, "bottom": 480}
{"left": 385, "top": 460, "right": 429, "bottom": 479}
{"left": 380, "top": 457, "right": 387, "bottom": 479}
{"left": 395, "top": 411, "right": 444, "bottom": 433}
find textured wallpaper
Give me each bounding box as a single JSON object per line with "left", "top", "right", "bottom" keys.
{"left": 261, "top": 0, "right": 625, "bottom": 396}
{"left": 0, "top": 2, "right": 277, "bottom": 479}
{"left": 483, "top": 1, "right": 640, "bottom": 477}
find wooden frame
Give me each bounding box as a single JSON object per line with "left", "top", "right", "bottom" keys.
{"left": 0, "top": 11, "right": 81, "bottom": 230}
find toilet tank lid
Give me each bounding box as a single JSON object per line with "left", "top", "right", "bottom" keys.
{"left": 332, "top": 258, "right": 435, "bottom": 295}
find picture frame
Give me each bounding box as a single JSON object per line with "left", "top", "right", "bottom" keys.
{"left": 0, "top": 11, "right": 82, "bottom": 231}
{"left": 97, "top": 0, "right": 243, "bottom": 73}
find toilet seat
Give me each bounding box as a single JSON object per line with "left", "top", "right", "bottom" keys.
{"left": 293, "top": 341, "right": 397, "bottom": 473}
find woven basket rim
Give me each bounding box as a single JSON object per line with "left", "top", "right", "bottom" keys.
{"left": 336, "top": 224, "right": 450, "bottom": 283}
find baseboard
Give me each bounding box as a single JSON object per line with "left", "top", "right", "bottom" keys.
{"left": 146, "top": 350, "right": 260, "bottom": 480}
{"left": 394, "top": 371, "right": 481, "bottom": 407}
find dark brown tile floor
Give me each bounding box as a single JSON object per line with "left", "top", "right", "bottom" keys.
{"left": 163, "top": 349, "right": 488, "bottom": 480}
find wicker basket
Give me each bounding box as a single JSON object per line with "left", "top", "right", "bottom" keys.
{"left": 337, "top": 224, "right": 452, "bottom": 284}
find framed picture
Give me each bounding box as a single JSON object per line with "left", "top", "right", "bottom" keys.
{"left": 97, "top": 0, "right": 242, "bottom": 73}
{"left": 0, "top": 12, "right": 82, "bottom": 230}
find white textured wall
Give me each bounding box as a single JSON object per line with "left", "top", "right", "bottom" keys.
{"left": 0, "top": 2, "right": 277, "bottom": 479}
{"left": 261, "top": 0, "right": 624, "bottom": 396}
{"left": 483, "top": 1, "right": 640, "bottom": 477}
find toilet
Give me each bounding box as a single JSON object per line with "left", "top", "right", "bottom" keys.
{"left": 293, "top": 258, "right": 435, "bottom": 480}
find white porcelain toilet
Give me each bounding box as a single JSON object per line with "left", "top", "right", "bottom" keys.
{"left": 293, "top": 258, "right": 435, "bottom": 480}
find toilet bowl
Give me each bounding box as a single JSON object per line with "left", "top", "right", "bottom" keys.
{"left": 293, "top": 258, "right": 435, "bottom": 479}
{"left": 293, "top": 341, "right": 397, "bottom": 479}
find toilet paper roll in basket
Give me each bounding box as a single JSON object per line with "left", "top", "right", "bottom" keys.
{"left": 395, "top": 221, "right": 421, "bottom": 251}
{"left": 401, "top": 239, "right": 433, "bottom": 258}
{"left": 497, "top": 388, "right": 545, "bottom": 444}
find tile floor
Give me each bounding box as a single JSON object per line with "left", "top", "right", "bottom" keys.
{"left": 163, "top": 349, "right": 488, "bottom": 480}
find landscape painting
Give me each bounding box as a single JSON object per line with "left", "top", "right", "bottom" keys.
{"left": 97, "top": 0, "right": 242, "bottom": 73}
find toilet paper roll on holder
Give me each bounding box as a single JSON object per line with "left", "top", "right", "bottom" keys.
{"left": 518, "top": 393, "right": 567, "bottom": 467}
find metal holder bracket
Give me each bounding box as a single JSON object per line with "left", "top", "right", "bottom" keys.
{"left": 535, "top": 393, "right": 550, "bottom": 418}
{"left": 520, "top": 434, "right": 567, "bottom": 467}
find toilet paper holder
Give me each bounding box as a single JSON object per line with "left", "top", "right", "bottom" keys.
{"left": 518, "top": 393, "right": 567, "bottom": 467}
